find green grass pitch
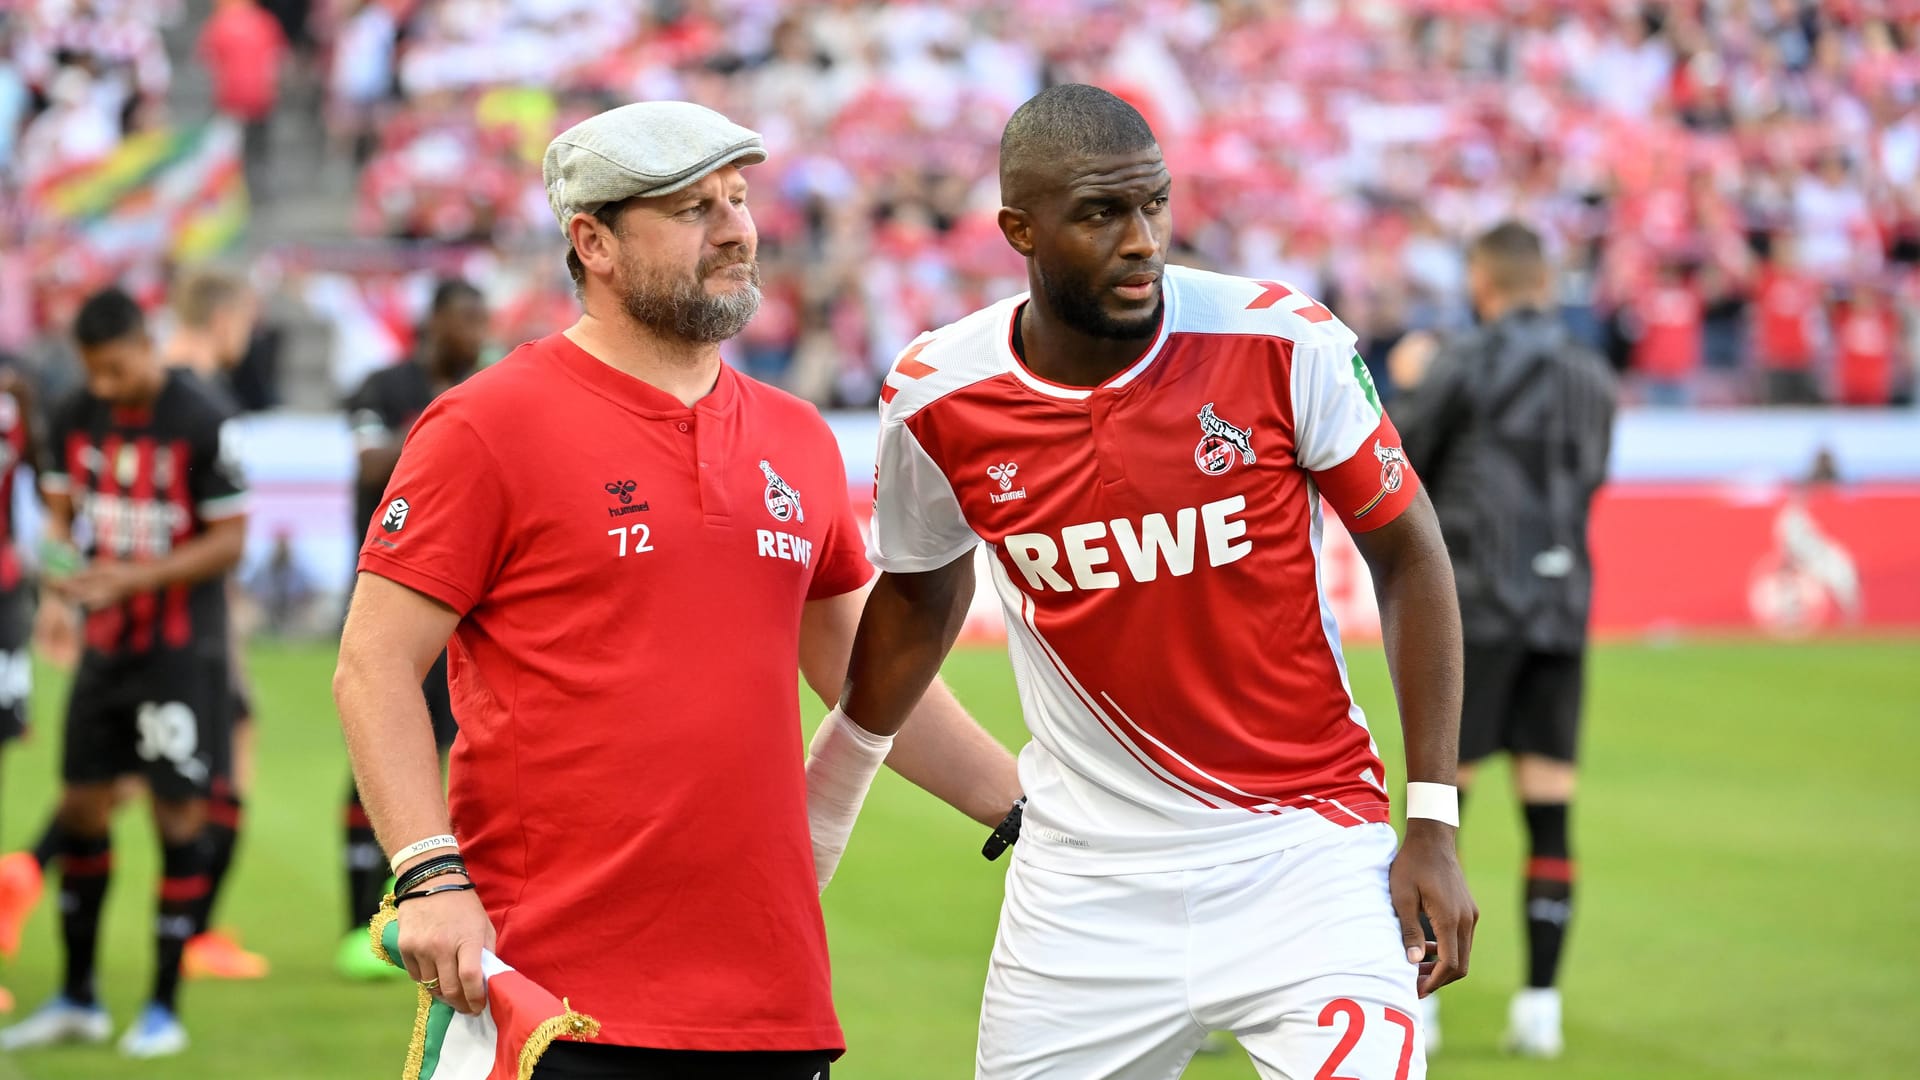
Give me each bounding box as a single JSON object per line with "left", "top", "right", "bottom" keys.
{"left": 0, "top": 639, "right": 1913, "bottom": 1079}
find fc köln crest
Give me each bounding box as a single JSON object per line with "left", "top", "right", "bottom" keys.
{"left": 1194, "top": 403, "right": 1257, "bottom": 476}
{"left": 1354, "top": 441, "right": 1409, "bottom": 520}
{"left": 759, "top": 459, "right": 804, "bottom": 523}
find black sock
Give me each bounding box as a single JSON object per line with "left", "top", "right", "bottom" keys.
{"left": 345, "top": 786, "right": 386, "bottom": 931}
{"left": 202, "top": 783, "right": 244, "bottom": 930}
{"left": 154, "top": 837, "right": 212, "bottom": 1011}
{"left": 1522, "top": 801, "right": 1574, "bottom": 990}
{"left": 58, "top": 833, "right": 112, "bottom": 1007}
{"left": 33, "top": 815, "right": 65, "bottom": 871}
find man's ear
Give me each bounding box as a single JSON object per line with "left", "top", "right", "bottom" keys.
{"left": 567, "top": 211, "right": 616, "bottom": 278}
{"left": 998, "top": 207, "right": 1035, "bottom": 259}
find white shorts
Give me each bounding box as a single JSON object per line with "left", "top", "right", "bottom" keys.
{"left": 977, "top": 823, "right": 1425, "bottom": 1080}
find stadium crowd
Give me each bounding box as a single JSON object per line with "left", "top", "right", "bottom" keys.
{"left": 4, "top": 0, "right": 1920, "bottom": 407}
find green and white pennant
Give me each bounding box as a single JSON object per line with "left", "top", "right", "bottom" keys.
{"left": 371, "top": 906, "right": 599, "bottom": 1079}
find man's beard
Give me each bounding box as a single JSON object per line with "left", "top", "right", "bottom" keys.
{"left": 617, "top": 252, "right": 762, "bottom": 345}
{"left": 1036, "top": 260, "right": 1162, "bottom": 341}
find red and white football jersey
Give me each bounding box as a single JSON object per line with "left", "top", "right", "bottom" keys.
{"left": 870, "top": 266, "right": 1422, "bottom": 875}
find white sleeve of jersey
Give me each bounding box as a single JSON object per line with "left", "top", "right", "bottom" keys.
{"left": 867, "top": 416, "right": 980, "bottom": 573}
{"left": 1290, "top": 326, "right": 1389, "bottom": 472}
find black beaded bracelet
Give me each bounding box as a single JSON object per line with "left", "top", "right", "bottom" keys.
{"left": 396, "top": 854, "right": 468, "bottom": 896}
{"left": 394, "top": 881, "right": 477, "bottom": 907}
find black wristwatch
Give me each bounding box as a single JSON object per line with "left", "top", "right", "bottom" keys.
{"left": 981, "top": 796, "right": 1027, "bottom": 861}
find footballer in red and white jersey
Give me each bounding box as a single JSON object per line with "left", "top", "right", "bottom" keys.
{"left": 869, "top": 264, "right": 1421, "bottom": 875}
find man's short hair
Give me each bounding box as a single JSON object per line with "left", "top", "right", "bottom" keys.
{"left": 430, "top": 278, "right": 484, "bottom": 316}
{"left": 171, "top": 267, "right": 248, "bottom": 329}
{"left": 1468, "top": 221, "right": 1549, "bottom": 294}
{"left": 1000, "top": 84, "right": 1158, "bottom": 206}
{"left": 75, "top": 287, "right": 147, "bottom": 348}
{"left": 565, "top": 198, "right": 638, "bottom": 294}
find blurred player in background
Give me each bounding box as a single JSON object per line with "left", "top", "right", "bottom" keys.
{"left": 841, "top": 85, "right": 1474, "bottom": 1079}
{"left": 0, "top": 271, "right": 270, "bottom": 985}
{"left": 0, "top": 288, "right": 248, "bottom": 1060}
{"left": 333, "top": 278, "right": 486, "bottom": 980}
{"left": 0, "top": 357, "right": 43, "bottom": 1013}
{"left": 162, "top": 268, "right": 271, "bottom": 980}
{"left": 1389, "top": 221, "right": 1616, "bottom": 1058}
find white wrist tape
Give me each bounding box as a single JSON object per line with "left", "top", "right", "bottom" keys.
{"left": 1405, "top": 783, "right": 1460, "bottom": 827}
{"left": 804, "top": 707, "right": 894, "bottom": 893}
{"left": 389, "top": 834, "right": 459, "bottom": 875}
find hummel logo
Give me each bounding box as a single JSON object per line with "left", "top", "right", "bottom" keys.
{"left": 604, "top": 479, "right": 650, "bottom": 518}
{"left": 987, "top": 462, "right": 1026, "bottom": 504}
{"left": 381, "top": 497, "right": 409, "bottom": 533}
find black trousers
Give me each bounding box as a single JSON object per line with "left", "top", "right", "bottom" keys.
{"left": 531, "top": 1043, "right": 832, "bottom": 1080}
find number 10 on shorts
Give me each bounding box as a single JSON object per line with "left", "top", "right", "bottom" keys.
{"left": 1316, "top": 999, "right": 1418, "bottom": 1080}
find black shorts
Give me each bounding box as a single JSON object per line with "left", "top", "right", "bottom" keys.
{"left": 424, "top": 649, "right": 458, "bottom": 751}
{"left": 63, "top": 648, "right": 234, "bottom": 800}
{"left": 1459, "top": 644, "right": 1585, "bottom": 765}
{"left": 530, "top": 1044, "right": 832, "bottom": 1080}
{"left": 0, "top": 584, "right": 31, "bottom": 743}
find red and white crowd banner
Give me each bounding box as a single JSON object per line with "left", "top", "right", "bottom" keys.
{"left": 851, "top": 482, "right": 1920, "bottom": 643}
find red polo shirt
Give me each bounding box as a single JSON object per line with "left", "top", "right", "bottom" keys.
{"left": 359, "top": 332, "right": 868, "bottom": 1053}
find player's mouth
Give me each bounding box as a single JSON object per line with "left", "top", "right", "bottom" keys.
{"left": 1112, "top": 273, "right": 1159, "bottom": 301}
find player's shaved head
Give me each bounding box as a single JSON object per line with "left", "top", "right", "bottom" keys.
{"left": 172, "top": 267, "right": 248, "bottom": 330}
{"left": 1000, "top": 84, "right": 1158, "bottom": 207}
{"left": 1467, "top": 221, "right": 1548, "bottom": 296}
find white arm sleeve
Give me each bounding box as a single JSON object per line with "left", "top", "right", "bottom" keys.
{"left": 867, "top": 415, "right": 979, "bottom": 573}
{"left": 1290, "top": 325, "right": 1389, "bottom": 472}
{"left": 805, "top": 707, "right": 896, "bottom": 892}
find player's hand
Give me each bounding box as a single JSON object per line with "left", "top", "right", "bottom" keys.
{"left": 32, "top": 597, "right": 80, "bottom": 670}
{"left": 1387, "top": 331, "right": 1440, "bottom": 390}
{"left": 398, "top": 876, "right": 497, "bottom": 1016}
{"left": 1390, "top": 818, "right": 1478, "bottom": 997}
{"left": 65, "top": 562, "right": 155, "bottom": 610}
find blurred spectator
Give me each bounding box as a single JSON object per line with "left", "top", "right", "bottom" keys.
{"left": 1631, "top": 263, "right": 1705, "bottom": 407}
{"left": 1832, "top": 283, "right": 1898, "bottom": 407}
{"left": 199, "top": 0, "right": 289, "bottom": 198}
{"left": 1753, "top": 233, "right": 1825, "bottom": 404}
{"left": 326, "top": 0, "right": 399, "bottom": 169}
{"left": 245, "top": 529, "right": 317, "bottom": 636}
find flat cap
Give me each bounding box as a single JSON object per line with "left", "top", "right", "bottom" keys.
{"left": 543, "top": 101, "right": 766, "bottom": 232}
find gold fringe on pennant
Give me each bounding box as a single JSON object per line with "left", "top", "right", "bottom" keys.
{"left": 517, "top": 997, "right": 602, "bottom": 1080}
{"left": 403, "top": 982, "right": 432, "bottom": 1080}
{"left": 369, "top": 894, "right": 399, "bottom": 968}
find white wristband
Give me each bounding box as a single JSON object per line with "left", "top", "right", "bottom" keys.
{"left": 1405, "top": 783, "right": 1460, "bottom": 827}
{"left": 804, "top": 707, "right": 895, "bottom": 893}
{"left": 389, "top": 834, "right": 459, "bottom": 875}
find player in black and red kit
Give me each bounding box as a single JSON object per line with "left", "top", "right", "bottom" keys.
{"left": 0, "top": 289, "right": 248, "bottom": 1060}
{"left": 0, "top": 359, "right": 43, "bottom": 1014}
{"left": 334, "top": 279, "right": 486, "bottom": 979}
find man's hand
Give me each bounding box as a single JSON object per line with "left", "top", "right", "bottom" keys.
{"left": 64, "top": 562, "right": 155, "bottom": 610}
{"left": 1387, "top": 331, "right": 1440, "bottom": 391}
{"left": 1389, "top": 818, "right": 1477, "bottom": 996}
{"left": 33, "top": 597, "right": 80, "bottom": 670}
{"left": 397, "top": 876, "right": 497, "bottom": 1016}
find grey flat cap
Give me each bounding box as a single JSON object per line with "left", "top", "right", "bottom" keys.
{"left": 543, "top": 101, "right": 766, "bottom": 231}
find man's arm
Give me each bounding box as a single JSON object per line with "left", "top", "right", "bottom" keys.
{"left": 799, "top": 581, "right": 1019, "bottom": 829}
{"left": 62, "top": 514, "right": 247, "bottom": 610}
{"left": 334, "top": 571, "right": 493, "bottom": 1015}
{"left": 1349, "top": 489, "right": 1478, "bottom": 995}
{"left": 802, "top": 554, "right": 979, "bottom": 890}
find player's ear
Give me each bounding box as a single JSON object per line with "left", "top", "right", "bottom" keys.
{"left": 998, "top": 207, "right": 1035, "bottom": 258}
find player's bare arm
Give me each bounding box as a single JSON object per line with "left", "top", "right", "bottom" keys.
{"left": 799, "top": 583, "right": 1019, "bottom": 829}
{"left": 839, "top": 555, "right": 976, "bottom": 740}
{"left": 333, "top": 571, "right": 493, "bottom": 1015}
{"left": 63, "top": 513, "right": 246, "bottom": 611}
{"left": 1349, "top": 488, "right": 1479, "bottom": 995}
